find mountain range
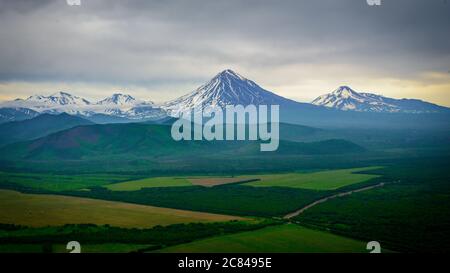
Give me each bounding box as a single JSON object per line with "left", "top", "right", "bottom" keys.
{"left": 312, "top": 86, "right": 448, "bottom": 113}
{"left": 0, "top": 70, "right": 449, "bottom": 129}
{"left": 0, "top": 92, "right": 166, "bottom": 123}
{"left": 0, "top": 107, "right": 39, "bottom": 123}
{"left": 0, "top": 70, "right": 448, "bottom": 171}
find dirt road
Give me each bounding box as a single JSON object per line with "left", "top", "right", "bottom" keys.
{"left": 283, "top": 182, "right": 387, "bottom": 219}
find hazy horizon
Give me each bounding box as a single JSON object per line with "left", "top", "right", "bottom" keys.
{"left": 0, "top": 70, "right": 448, "bottom": 108}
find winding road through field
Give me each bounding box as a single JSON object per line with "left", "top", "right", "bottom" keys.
{"left": 283, "top": 182, "right": 390, "bottom": 219}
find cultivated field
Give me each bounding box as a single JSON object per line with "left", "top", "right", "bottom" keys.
{"left": 104, "top": 177, "right": 192, "bottom": 191}
{"left": 0, "top": 190, "right": 245, "bottom": 228}
{"left": 188, "top": 177, "right": 255, "bottom": 187}
{"left": 157, "top": 224, "right": 368, "bottom": 253}
{"left": 0, "top": 172, "right": 139, "bottom": 191}
{"left": 105, "top": 176, "right": 255, "bottom": 190}
{"left": 104, "top": 167, "right": 381, "bottom": 192}
{"left": 243, "top": 167, "right": 381, "bottom": 190}
{"left": 0, "top": 167, "right": 381, "bottom": 193}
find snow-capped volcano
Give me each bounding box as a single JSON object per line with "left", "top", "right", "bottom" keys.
{"left": 311, "top": 86, "right": 392, "bottom": 112}
{"left": 312, "top": 86, "right": 448, "bottom": 113}
{"left": 163, "top": 69, "right": 297, "bottom": 116}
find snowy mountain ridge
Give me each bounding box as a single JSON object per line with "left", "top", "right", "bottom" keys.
{"left": 312, "top": 86, "right": 448, "bottom": 113}
{"left": 0, "top": 70, "right": 449, "bottom": 124}
{"left": 0, "top": 92, "right": 164, "bottom": 121}
{"left": 162, "top": 69, "right": 297, "bottom": 116}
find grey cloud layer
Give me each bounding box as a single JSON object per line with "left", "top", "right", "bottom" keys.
{"left": 0, "top": 0, "right": 449, "bottom": 89}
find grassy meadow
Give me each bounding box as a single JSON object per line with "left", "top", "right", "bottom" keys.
{"left": 0, "top": 189, "right": 245, "bottom": 228}
{"left": 157, "top": 224, "right": 369, "bottom": 253}
{"left": 0, "top": 220, "right": 277, "bottom": 253}
{"left": 243, "top": 167, "right": 382, "bottom": 190}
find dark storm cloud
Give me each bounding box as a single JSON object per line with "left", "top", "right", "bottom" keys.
{"left": 0, "top": 0, "right": 449, "bottom": 88}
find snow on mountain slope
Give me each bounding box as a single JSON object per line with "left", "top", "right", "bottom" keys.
{"left": 312, "top": 86, "right": 449, "bottom": 113}
{"left": 26, "top": 91, "right": 91, "bottom": 106}
{"left": 93, "top": 93, "right": 163, "bottom": 119}
{"left": 0, "top": 92, "right": 92, "bottom": 115}
{"left": 0, "top": 92, "right": 166, "bottom": 121}
{"left": 162, "top": 69, "right": 298, "bottom": 116}
{"left": 97, "top": 93, "right": 153, "bottom": 106}
{"left": 1, "top": 72, "right": 449, "bottom": 124}
{"left": 0, "top": 107, "right": 39, "bottom": 123}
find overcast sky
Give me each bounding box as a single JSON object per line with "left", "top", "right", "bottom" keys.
{"left": 0, "top": 0, "right": 449, "bottom": 105}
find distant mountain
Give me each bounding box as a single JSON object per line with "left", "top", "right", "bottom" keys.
{"left": 312, "top": 86, "right": 449, "bottom": 113}
{"left": 0, "top": 91, "right": 93, "bottom": 115}
{"left": 0, "top": 92, "right": 167, "bottom": 122}
{"left": 163, "top": 69, "right": 301, "bottom": 116}
{"left": 0, "top": 113, "right": 93, "bottom": 146}
{"left": 26, "top": 91, "right": 91, "bottom": 107}
{"left": 163, "top": 70, "right": 450, "bottom": 129}
{"left": 89, "top": 94, "right": 165, "bottom": 122}
{"left": 4, "top": 92, "right": 92, "bottom": 115}
{"left": 0, "top": 107, "right": 39, "bottom": 123}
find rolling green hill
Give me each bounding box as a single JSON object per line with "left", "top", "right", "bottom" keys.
{"left": 0, "top": 113, "right": 93, "bottom": 147}
{"left": 0, "top": 122, "right": 364, "bottom": 162}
